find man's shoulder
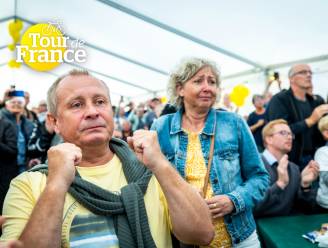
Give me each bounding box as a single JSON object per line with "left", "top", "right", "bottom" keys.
{"left": 247, "top": 111, "right": 257, "bottom": 120}
{"left": 7, "top": 170, "right": 47, "bottom": 198}
{"left": 315, "top": 146, "right": 328, "bottom": 153}
{"left": 0, "top": 115, "right": 15, "bottom": 128}
{"left": 315, "top": 146, "right": 328, "bottom": 162}
{"left": 270, "top": 89, "right": 292, "bottom": 103}
{"left": 14, "top": 170, "right": 46, "bottom": 183}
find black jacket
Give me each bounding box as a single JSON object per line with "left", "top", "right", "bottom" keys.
{"left": 267, "top": 88, "right": 325, "bottom": 165}
{"left": 0, "top": 116, "right": 18, "bottom": 214}
{"left": 28, "top": 121, "right": 56, "bottom": 163}
{"left": 0, "top": 108, "right": 36, "bottom": 169}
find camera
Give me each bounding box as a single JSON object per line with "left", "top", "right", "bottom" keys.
{"left": 273, "top": 72, "right": 280, "bottom": 80}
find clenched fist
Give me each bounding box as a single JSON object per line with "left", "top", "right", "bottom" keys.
{"left": 127, "top": 130, "right": 166, "bottom": 172}
{"left": 47, "top": 143, "right": 82, "bottom": 192}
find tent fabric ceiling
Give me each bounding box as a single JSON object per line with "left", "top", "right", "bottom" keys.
{"left": 0, "top": 0, "right": 327, "bottom": 109}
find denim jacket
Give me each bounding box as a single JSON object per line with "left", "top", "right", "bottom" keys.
{"left": 152, "top": 108, "right": 269, "bottom": 245}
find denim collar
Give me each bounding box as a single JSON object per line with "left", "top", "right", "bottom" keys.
{"left": 170, "top": 107, "right": 216, "bottom": 136}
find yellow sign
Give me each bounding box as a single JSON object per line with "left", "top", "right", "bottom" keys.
{"left": 16, "top": 23, "right": 86, "bottom": 71}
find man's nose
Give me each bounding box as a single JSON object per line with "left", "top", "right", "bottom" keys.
{"left": 85, "top": 104, "right": 99, "bottom": 118}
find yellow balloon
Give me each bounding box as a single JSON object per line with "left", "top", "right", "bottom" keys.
{"left": 12, "top": 31, "right": 20, "bottom": 43}
{"left": 8, "top": 22, "right": 15, "bottom": 36}
{"left": 234, "top": 98, "right": 245, "bottom": 107}
{"left": 13, "top": 20, "right": 23, "bottom": 31}
{"left": 8, "top": 59, "right": 21, "bottom": 68}
{"left": 160, "top": 96, "right": 167, "bottom": 104}
{"left": 229, "top": 92, "right": 237, "bottom": 102}
{"left": 239, "top": 86, "right": 250, "bottom": 98}
{"left": 8, "top": 44, "right": 15, "bottom": 51}
{"left": 229, "top": 84, "right": 250, "bottom": 107}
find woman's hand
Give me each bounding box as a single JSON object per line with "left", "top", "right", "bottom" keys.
{"left": 205, "top": 195, "right": 234, "bottom": 219}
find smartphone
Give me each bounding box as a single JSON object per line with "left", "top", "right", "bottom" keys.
{"left": 273, "top": 72, "right": 280, "bottom": 80}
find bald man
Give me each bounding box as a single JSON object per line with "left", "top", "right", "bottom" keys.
{"left": 267, "top": 64, "right": 328, "bottom": 169}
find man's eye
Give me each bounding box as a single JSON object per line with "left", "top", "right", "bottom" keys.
{"left": 96, "top": 99, "right": 106, "bottom": 105}
{"left": 71, "top": 102, "right": 82, "bottom": 108}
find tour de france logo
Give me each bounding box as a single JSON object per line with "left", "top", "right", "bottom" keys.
{"left": 16, "top": 21, "right": 87, "bottom": 71}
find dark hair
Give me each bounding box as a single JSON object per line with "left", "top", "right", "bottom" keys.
{"left": 252, "top": 94, "right": 263, "bottom": 104}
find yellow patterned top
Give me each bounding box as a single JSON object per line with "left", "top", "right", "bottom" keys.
{"left": 184, "top": 130, "right": 232, "bottom": 248}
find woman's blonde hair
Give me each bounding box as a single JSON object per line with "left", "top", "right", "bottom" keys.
{"left": 167, "top": 57, "right": 220, "bottom": 108}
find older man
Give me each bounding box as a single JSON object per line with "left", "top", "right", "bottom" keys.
{"left": 253, "top": 119, "right": 319, "bottom": 218}
{"left": 267, "top": 64, "right": 328, "bottom": 169}
{"left": 0, "top": 70, "right": 214, "bottom": 248}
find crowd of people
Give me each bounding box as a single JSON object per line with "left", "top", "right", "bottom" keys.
{"left": 0, "top": 58, "right": 327, "bottom": 247}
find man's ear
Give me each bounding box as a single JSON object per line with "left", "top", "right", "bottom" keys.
{"left": 265, "top": 135, "right": 273, "bottom": 147}
{"left": 46, "top": 113, "right": 60, "bottom": 135}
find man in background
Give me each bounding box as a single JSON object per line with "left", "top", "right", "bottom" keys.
{"left": 267, "top": 64, "right": 328, "bottom": 169}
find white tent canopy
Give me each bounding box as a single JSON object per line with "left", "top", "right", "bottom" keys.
{"left": 1, "top": 0, "right": 327, "bottom": 114}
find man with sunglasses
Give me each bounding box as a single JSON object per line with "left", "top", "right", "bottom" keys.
{"left": 267, "top": 64, "right": 328, "bottom": 170}
{"left": 253, "top": 119, "right": 319, "bottom": 217}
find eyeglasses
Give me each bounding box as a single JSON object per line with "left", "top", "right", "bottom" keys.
{"left": 292, "top": 70, "right": 313, "bottom": 76}
{"left": 272, "top": 130, "right": 295, "bottom": 139}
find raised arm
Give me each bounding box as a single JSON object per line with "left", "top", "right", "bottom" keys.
{"left": 18, "top": 143, "right": 81, "bottom": 248}
{"left": 128, "top": 130, "right": 214, "bottom": 246}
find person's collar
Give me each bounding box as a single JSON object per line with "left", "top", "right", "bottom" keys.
{"left": 262, "top": 149, "right": 278, "bottom": 166}
{"left": 289, "top": 87, "right": 314, "bottom": 101}
{"left": 170, "top": 107, "right": 216, "bottom": 135}
{"left": 170, "top": 108, "right": 184, "bottom": 134}
{"left": 202, "top": 108, "right": 216, "bottom": 135}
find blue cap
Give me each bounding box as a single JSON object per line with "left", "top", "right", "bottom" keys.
{"left": 8, "top": 90, "right": 25, "bottom": 97}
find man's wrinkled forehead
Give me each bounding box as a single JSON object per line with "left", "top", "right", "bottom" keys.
{"left": 56, "top": 75, "right": 110, "bottom": 99}
{"left": 290, "top": 64, "right": 311, "bottom": 75}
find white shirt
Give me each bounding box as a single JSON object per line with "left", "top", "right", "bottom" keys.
{"left": 315, "top": 145, "right": 328, "bottom": 208}
{"left": 262, "top": 149, "right": 278, "bottom": 166}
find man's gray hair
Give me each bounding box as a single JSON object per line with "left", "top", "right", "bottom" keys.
{"left": 167, "top": 57, "right": 220, "bottom": 108}
{"left": 47, "top": 69, "right": 110, "bottom": 115}
{"left": 288, "top": 67, "right": 295, "bottom": 78}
